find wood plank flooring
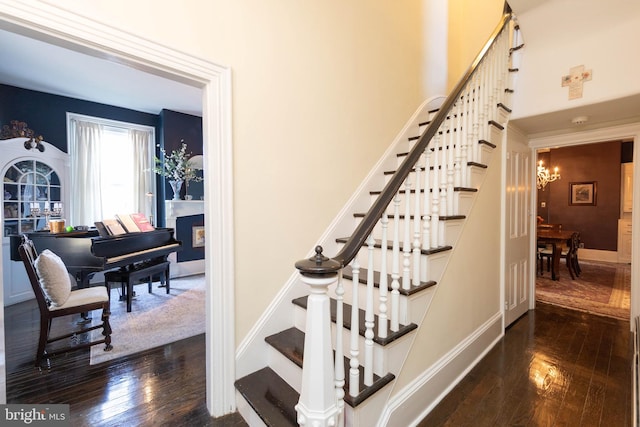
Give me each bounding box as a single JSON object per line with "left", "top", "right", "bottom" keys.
{"left": 4, "top": 298, "right": 632, "bottom": 426}
{"left": 4, "top": 298, "right": 247, "bottom": 427}
{"left": 419, "top": 302, "right": 632, "bottom": 426}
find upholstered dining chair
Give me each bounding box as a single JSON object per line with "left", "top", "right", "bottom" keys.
{"left": 18, "top": 235, "right": 113, "bottom": 368}
{"left": 539, "top": 231, "right": 580, "bottom": 280}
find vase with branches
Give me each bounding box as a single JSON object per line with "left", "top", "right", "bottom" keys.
{"left": 154, "top": 140, "right": 203, "bottom": 200}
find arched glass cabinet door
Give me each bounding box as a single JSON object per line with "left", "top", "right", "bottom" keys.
{"left": 3, "top": 159, "right": 62, "bottom": 237}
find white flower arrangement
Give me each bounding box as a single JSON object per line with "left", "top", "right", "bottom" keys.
{"left": 154, "top": 141, "right": 203, "bottom": 183}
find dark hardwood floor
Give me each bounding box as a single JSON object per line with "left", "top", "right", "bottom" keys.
{"left": 419, "top": 302, "right": 632, "bottom": 426}
{"left": 5, "top": 298, "right": 632, "bottom": 426}
{"left": 4, "top": 298, "right": 247, "bottom": 427}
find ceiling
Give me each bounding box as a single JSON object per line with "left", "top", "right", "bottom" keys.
{"left": 0, "top": 28, "right": 203, "bottom": 117}
{"left": 509, "top": 93, "right": 640, "bottom": 138}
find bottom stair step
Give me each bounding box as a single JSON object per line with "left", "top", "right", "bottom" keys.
{"left": 266, "top": 327, "right": 396, "bottom": 407}
{"left": 235, "top": 367, "right": 298, "bottom": 427}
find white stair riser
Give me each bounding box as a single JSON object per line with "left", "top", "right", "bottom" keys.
{"left": 236, "top": 390, "right": 268, "bottom": 427}
{"left": 267, "top": 344, "right": 303, "bottom": 394}
{"left": 330, "top": 279, "right": 437, "bottom": 324}
{"left": 400, "top": 286, "right": 437, "bottom": 324}
{"left": 344, "top": 383, "right": 394, "bottom": 427}
{"left": 293, "top": 304, "right": 414, "bottom": 377}
{"left": 338, "top": 237, "right": 451, "bottom": 283}
{"left": 361, "top": 217, "right": 465, "bottom": 248}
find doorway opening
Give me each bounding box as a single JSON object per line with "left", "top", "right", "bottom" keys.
{"left": 534, "top": 140, "right": 633, "bottom": 321}
{"left": 0, "top": 4, "right": 235, "bottom": 416}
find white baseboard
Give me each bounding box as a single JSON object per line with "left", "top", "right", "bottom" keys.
{"left": 378, "top": 312, "right": 503, "bottom": 427}
{"left": 578, "top": 248, "right": 618, "bottom": 263}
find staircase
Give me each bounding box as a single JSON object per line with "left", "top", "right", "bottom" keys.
{"left": 235, "top": 9, "right": 522, "bottom": 427}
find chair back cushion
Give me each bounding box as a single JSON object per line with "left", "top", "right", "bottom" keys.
{"left": 34, "top": 249, "right": 72, "bottom": 307}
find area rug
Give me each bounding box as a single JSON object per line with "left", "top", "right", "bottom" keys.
{"left": 90, "top": 274, "right": 205, "bottom": 365}
{"left": 536, "top": 260, "right": 630, "bottom": 320}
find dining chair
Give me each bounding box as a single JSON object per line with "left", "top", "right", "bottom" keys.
{"left": 18, "top": 235, "right": 113, "bottom": 368}
{"left": 539, "top": 231, "right": 580, "bottom": 280}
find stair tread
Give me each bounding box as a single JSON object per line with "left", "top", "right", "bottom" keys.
{"left": 292, "top": 295, "right": 417, "bottom": 346}
{"left": 353, "top": 212, "right": 467, "bottom": 220}
{"left": 335, "top": 236, "right": 453, "bottom": 256}
{"left": 341, "top": 265, "right": 437, "bottom": 296}
{"left": 265, "top": 327, "right": 395, "bottom": 407}
{"left": 235, "top": 366, "right": 298, "bottom": 427}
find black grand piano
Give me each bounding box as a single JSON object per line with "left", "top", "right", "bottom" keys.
{"left": 10, "top": 228, "right": 182, "bottom": 288}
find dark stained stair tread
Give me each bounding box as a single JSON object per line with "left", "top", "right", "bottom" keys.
{"left": 341, "top": 265, "right": 437, "bottom": 296}
{"left": 265, "top": 327, "right": 395, "bottom": 407}
{"left": 335, "top": 237, "right": 452, "bottom": 256}
{"left": 235, "top": 367, "right": 298, "bottom": 427}
{"left": 292, "top": 296, "right": 417, "bottom": 346}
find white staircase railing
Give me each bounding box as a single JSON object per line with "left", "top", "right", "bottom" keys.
{"left": 295, "top": 8, "right": 517, "bottom": 426}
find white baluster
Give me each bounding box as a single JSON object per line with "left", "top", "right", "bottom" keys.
{"left": 466, "top": 81, "right": 477, "bottom": 183}
{"left": 378, "top": 214, "right": 389, "bottom": 339}
{"left": 461, "top": 91, "right": 470, "bottom": 188}
{"left": 334, "top": 270, "right": 345, "bottom": 424}
{"left": 446, "top": 110, "right": 455, "bottom": 216}
{"left": 430, "top": 133, "right": 440, "bottom": 249}
{"left": 364, "top": 235, "right": 375, "bottom": 386}
{"left": 402, "top": 180, "right": 412, "bottom": 291}
{"left": 472, "top": 75, "right": 481, "bottom": 164}
{"left": 439, "top": 129, "right": 448, "bottom": 246}
{"left": 390, "top": 195, "right": 401, "bottom": 332}
{"left": 412, "top": 153, "right": 422, "bottom": 287}
{"left": 422, "top": 146, "right": 432, "bottom": 250}
{"left": 454, "top": 100, "right": 462, "bottom": 191}
{"left": 480, "top": 62, "right": 489, "bottom": 142}
{"left": 349, "top": 258, "right": 360, "bottom": 397}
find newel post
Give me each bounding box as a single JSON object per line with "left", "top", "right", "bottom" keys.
{"left": 295, "top": 246, "right": 341, "bottom": 427}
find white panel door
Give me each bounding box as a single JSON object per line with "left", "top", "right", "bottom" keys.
{"left": 504, "top": 137, "right": 532, "bottom": 326}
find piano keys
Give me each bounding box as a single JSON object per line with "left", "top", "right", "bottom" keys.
{"left": 10, "top": 228, "right": 182, "bottom": 288}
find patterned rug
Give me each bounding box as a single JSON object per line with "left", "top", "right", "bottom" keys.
{"left": 536, "top": 260, "right": 630, "bottom": 320}
{"left": 90, "top": 274, "right": 205, "bottom": 365}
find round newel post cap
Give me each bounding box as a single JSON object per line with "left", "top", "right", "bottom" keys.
{"left": 295, "top": 245, "right": 341, "bottom": 278}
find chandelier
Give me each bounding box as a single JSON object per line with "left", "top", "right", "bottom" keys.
{"left": 537, "top": 160, "right": 560, "bottom": 190}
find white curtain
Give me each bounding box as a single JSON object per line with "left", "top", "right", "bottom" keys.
{"left": 69, "top": 119, "right": 104, "bottom": 226}
{"left": 130, "top": 129, "right": 154, "bottom": 218}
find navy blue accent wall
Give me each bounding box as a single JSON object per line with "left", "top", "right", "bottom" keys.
{"left": 175, "top": 214, "right": 205, "bottom": 262}
{"left": 0, "top": 84, "right": 204, "bottom": 226}
{"left": 159, "top": 109, "right": 204, "bottom": 201}
{"left": 0, "top": 84, "right": 159, "bottom": 152}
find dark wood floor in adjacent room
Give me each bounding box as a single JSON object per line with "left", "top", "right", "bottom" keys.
{"left": 5, "top": 299, "right": 632, "bottom": 426}
{"left": 4, "top": 298, "right": 247, "bottom": 427}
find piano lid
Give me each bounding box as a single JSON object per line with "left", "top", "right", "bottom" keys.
{"left": 90, "top": 228, "right": 181, "bottom": 258}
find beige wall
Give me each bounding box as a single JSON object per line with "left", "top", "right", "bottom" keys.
{"left": 447, "top": 0, "right": 505, "bottom": 91}
{"left": 54, "top": 0, "right": 425, "bottom": 343}
{"left": 49, "top": 0, "right": 506, "bottom": 356}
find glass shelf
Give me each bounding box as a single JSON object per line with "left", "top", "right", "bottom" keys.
{"left": 3, "top": 159, "right": 62, "bottom": 238}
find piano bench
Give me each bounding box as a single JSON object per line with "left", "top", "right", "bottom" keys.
{"left": 105, "top": 261, "right": 170, "bottom": 313}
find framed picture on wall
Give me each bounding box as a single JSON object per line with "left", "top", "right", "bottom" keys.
{"left": 569, "top": 181, "right": 597, "bottom": 206}
{"left": 192, "top": 225, "right": 205, "bottom": 248}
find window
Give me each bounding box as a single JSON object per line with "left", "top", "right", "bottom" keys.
{"left": 99, "top": 126, "right": 135, "bottom": 217}
{"left": 67, "top": 113, "right": 155, "bottom": 227}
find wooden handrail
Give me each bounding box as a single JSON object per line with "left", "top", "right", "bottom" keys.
{"left": 296, "top": 8, "right": 513, "bottom": 275}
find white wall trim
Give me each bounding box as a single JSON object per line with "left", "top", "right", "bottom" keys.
{"left": 0, "top": 0, "right": 236, "bottom": 416}
{"left": 528, "top": 121, "right": 640, "bottom": 330}
{"left": 377, "top": 312, "right": 503, "bottom": 427}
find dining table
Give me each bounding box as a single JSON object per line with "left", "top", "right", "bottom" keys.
{"left": 536, "top": 228, "right": 578, "bottom": 280}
